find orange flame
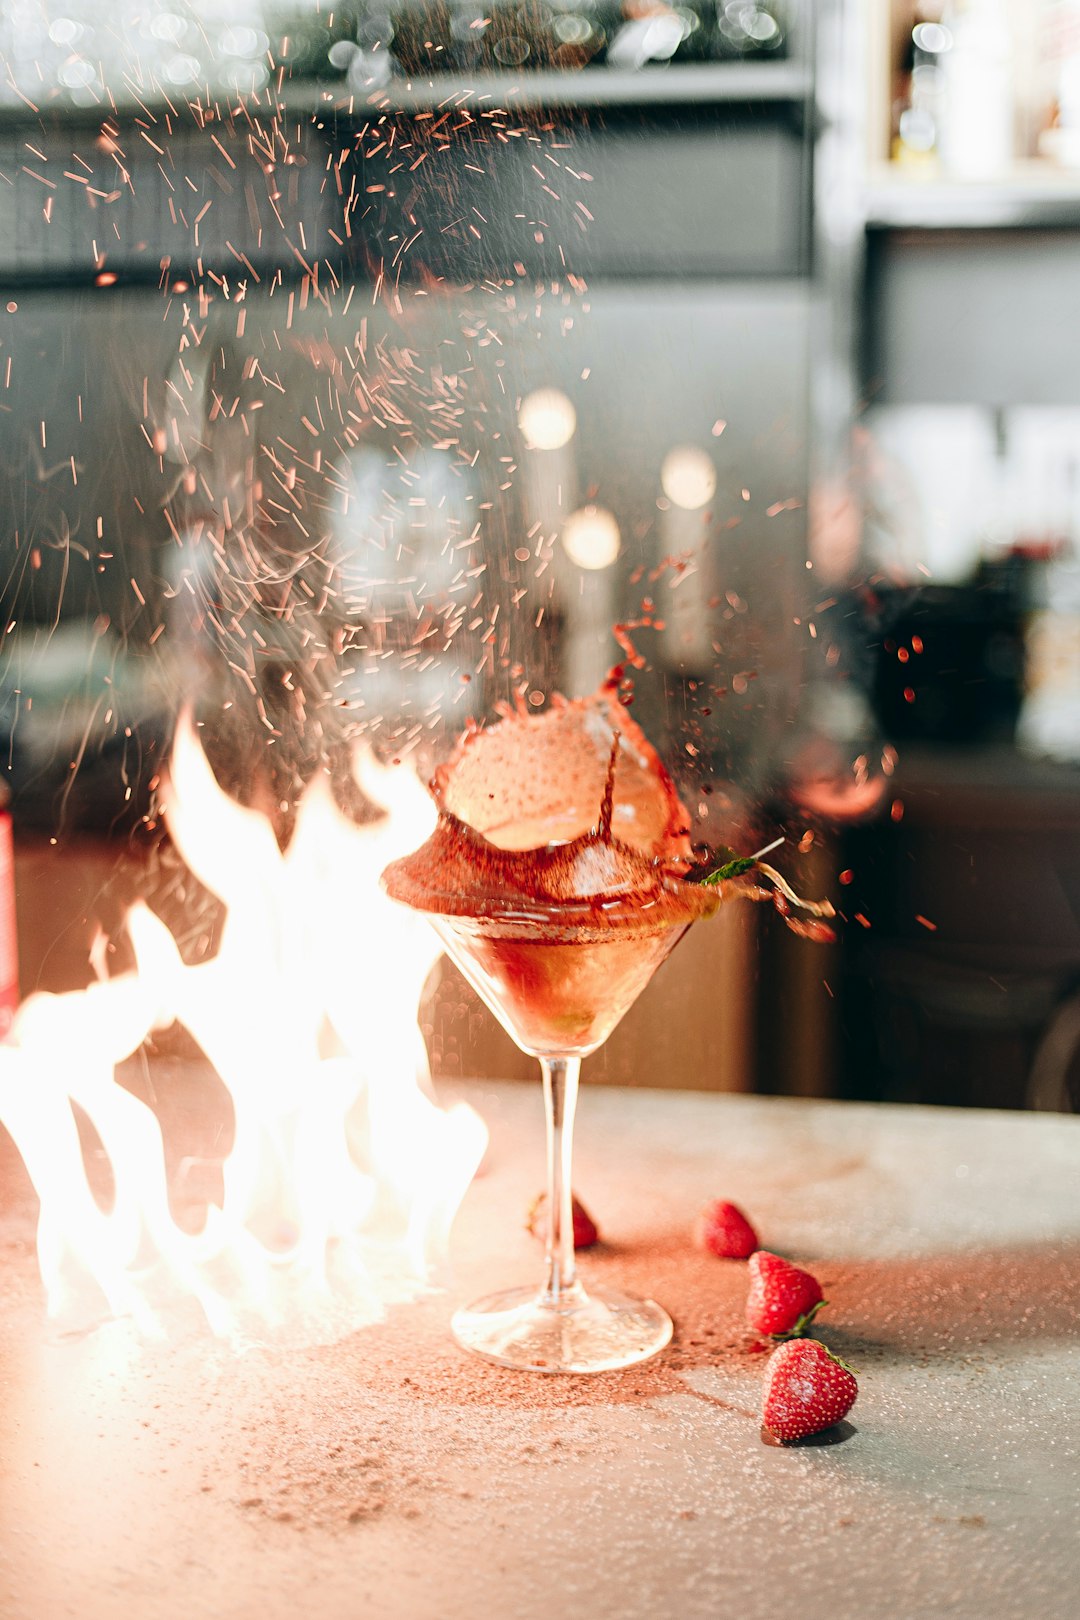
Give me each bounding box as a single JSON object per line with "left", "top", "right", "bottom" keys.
{"left": 0, "top": 717, "right": 487, "bottom": 1346}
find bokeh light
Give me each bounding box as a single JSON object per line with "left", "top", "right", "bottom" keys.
{"left": 562, "top": 506, "right": 621, "bottom": 570}
{"left": 660, "top": 446, "right": 717, "bottom": 510}
{"left": 518, "top": 387, "right": 577, "bottom": 451}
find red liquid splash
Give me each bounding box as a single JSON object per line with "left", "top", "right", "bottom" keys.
{"left": 382, "top": 675, "right": 719, "bottom": 1056}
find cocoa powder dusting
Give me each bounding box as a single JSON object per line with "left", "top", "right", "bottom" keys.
{"left": 206, "top": 1242, "right": 767, "bottom": 1533}
{"left": 198, "top": 1227, "right": 1080, "bottom": 1535}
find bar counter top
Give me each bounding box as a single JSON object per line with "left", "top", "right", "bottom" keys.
{"left": 1, "top": 1078, "right": 1078, "bottom": 1620}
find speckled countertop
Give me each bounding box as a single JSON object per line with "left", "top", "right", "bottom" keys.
{"left": 1, "top": 1078, "right": 1078, "bottom": 1620}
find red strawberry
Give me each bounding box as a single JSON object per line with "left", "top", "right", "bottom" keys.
{"left": 696, "top": 1199, "right": 759, "bottom": 1260}
{"left": 761, "top": 1338, "right": 857, "bottom": 1442}
{"left": 746, "top": 1250, "right": 825, "bottom": 1337}
{"left": 527, "top": 1192, "right": 599, "bottom": 1249}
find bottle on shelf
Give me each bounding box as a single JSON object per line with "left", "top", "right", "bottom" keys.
{"left": 892, "top": 4, "right": 951, "bottom": 167}
{"left": 1037, "top": 0, "right": 1080, "bottom": 167}
{"left": 937, "top": 0, "right": 1016, "bottom": 178}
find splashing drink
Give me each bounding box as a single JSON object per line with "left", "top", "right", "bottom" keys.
{"left": 383, "top": 675, "right": 722, "bottom": 1373}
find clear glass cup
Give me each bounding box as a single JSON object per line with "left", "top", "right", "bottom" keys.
{"left": 380, "top": 683, "right": 723, "bottom": 1373}
{"left": 426, "top": 903, "right": 699, "bottom": 1373}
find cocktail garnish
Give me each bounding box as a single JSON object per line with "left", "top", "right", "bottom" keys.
{"left": 701, "top": 836, "right": 836, "bottom": 940}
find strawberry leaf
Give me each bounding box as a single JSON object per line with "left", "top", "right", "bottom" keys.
{"left": 771, "top": 1297, "right": 828, "bottom": 1340}
{"left": 822, "top": 1343, "right": 858, "bottom": 1376}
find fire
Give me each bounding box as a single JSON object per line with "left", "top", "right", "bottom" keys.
{"left": 0, "top": 717, "right": 487, "bottom": 1346}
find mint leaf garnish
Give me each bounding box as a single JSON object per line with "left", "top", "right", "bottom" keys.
{"left": 701, "top": 836, "right": 785, "bottom": 888}
{"left": 701, "top": 854, "right": 757, "bottom": 886}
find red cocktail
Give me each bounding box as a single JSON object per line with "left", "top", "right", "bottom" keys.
{"left": 383, "top": 677, "right": 719, "bottom": 1372}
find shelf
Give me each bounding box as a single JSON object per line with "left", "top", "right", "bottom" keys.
{"left": 0, "top": 62, "right": 812, "bottom": 128}
{"left": 865, "top": 167, "right": 1080, "bottom": 231}
{"left": 297, "top": 61, "right": 813, "bottom": 114}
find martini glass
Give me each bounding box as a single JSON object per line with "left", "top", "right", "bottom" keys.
{"left": 382, "top": 682, "right": 720, "bottom": 1372}
{"left": 425, "top": 891, "right": 712, "bottom": 1373}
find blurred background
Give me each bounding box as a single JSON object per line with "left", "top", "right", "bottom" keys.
{"left": 2, "top": 0, "right": 1079, "bottom": 1111}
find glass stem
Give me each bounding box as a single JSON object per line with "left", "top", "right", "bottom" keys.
{"left": 540, "top": 1054, "right": 581, "bottom": 1305}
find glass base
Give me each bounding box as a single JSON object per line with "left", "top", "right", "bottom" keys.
{"left": 451, "top": 1282, "right": 673, "bottom": 1374}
